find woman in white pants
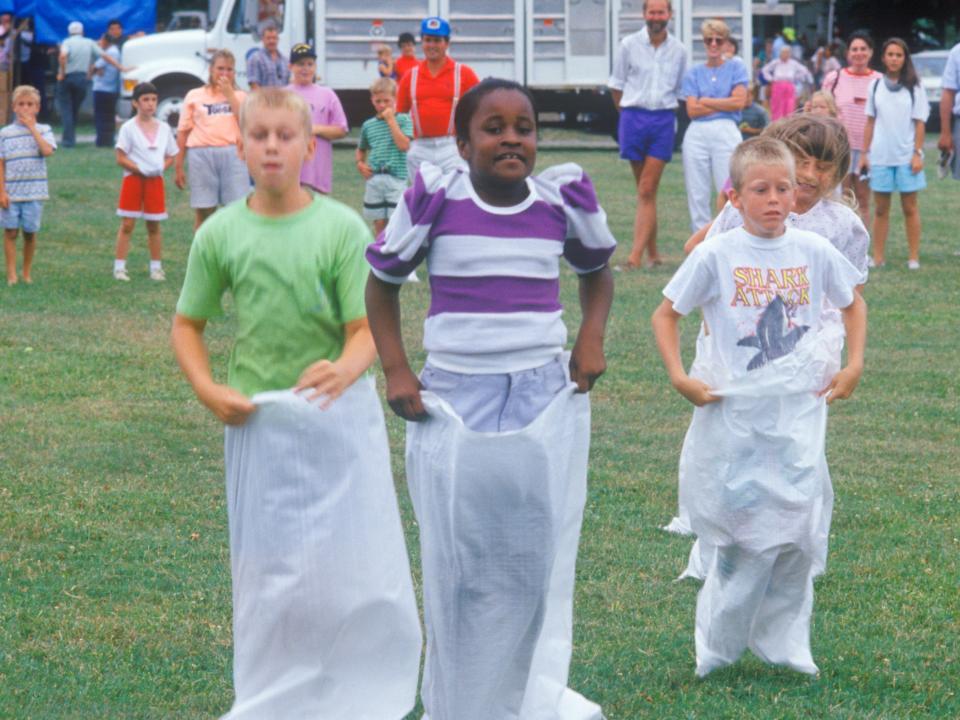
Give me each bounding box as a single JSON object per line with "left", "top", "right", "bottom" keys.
{"left": 681, "top": 19, "right": 750, "bottom": 231}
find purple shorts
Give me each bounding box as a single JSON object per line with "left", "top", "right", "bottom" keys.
{"left": 618, "top": 107, "right": 676, "bottom": 163}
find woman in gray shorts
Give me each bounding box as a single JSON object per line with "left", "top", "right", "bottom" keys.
{"left": 175, "top": 49, "right": 250, "bottom": 230}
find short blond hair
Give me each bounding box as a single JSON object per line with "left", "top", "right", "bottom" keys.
{"left": 12, "top": 85, "right": 41, "bottom": 105}
{"left": 370, "top": 77, "right": 397, "bottom": 95}
{"left": 808, "top": 90, "right": 839, "bottom": 118}
{"left": 729, "top": 137, "right": 796, "bottom": 192}
{"left": 239, "top": 88, "right": 312, "bottom": 139}
{"left": 701, "top": 18, "right": 730, "bottom": 39}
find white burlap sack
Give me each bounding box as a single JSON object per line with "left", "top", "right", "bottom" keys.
{"left": 222, "top": 376, "right": 422, "bottom": 720}
{"left": 674, "top": 324, "right": 844, "bottom": 675}
{"left": 406, "top": 382, "right": 601, "bottom": 720}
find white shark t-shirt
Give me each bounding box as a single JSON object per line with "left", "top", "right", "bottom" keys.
{"left": 664, "top": 226, "right": 861, "bottom": 379}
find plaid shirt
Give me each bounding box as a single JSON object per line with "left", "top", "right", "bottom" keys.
{"left": 246, "top": 47, "right": 290, "bottom": 87}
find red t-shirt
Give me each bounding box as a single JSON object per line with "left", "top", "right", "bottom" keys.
{"left": 395, "top": 55, "right": 419, "bottom": 80}
{"left": 396, "top": 57, "right": 479, "bottom": 138}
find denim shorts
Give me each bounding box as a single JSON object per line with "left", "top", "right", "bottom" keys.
{"left": 869, "top": 164, "right": 927, "bottom": 193}
{"left": 362, "top": 173, "right": 406, "bottom": 221}
{"left": 1, "top": 200, "right": 44, "bottom": 233}
{"left": 420, "top": 356, "right": 568, "bottom": 433}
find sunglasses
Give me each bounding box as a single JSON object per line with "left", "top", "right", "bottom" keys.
{"left": 704, "top": 37, "right": 726, "bottom": 46}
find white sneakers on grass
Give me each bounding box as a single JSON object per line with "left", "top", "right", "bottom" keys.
{"left": 113, "top": 267, "right": 166, "bottom": 281}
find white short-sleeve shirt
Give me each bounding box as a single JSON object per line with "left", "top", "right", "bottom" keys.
{"left": 865, "top": 79, "right": 929, "bottom": 166}
{"left": 116, "top": 118, "right": 178, "bottom": 177}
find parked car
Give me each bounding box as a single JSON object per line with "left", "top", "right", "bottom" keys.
{"left": 913, "top": 50, "right": 948, "bottom": 133}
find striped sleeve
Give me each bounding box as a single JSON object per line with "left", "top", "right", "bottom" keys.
{"left": 538, "top": 163, "right": 616, "bottom": 274}
{"left": 365, "top": 162, "right": 447, "bottom": 283}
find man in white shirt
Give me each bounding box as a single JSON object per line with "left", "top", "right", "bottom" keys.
{"left": 937, "top": 42, "right": 960, "bottom": 181}
{"left": 608, "top": 0, "right": 686, "bottom": 268}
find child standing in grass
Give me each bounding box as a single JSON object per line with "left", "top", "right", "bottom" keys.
{"left": 0, "top": 84, "right": 55, "bottom": 286}
{"left": 171, "top": 88, "right": 420, "bottom": 718}
{"left": 366, "top": 78, "right": 614, "bottom": 719}
{"left": 356, "top": 77, "right": 411, "bottom": 236}
{"left": 285, "top": 43, "right": 348, "bottom": 194}
{"left": 112, "top": 82, "right": 178, "bottom": 282}
{"left": 653, "top": 137, "right": 866, "bottom": 677}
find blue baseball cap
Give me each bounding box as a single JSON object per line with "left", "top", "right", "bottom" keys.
{"left": 421, "top": 16, "right": 450, "bottom": 38}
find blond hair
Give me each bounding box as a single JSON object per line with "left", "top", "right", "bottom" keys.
{"left": 207, "top": 49, "right": 237, "bottom": 89}
{"left": 762, "top": 114, "right": 851, "bottom": 192}
{"left": 701, "top": 18, "right": 730, "bottom": 39}
{"left": 12, "top": 85, "right": 41, "bottom": 105}
{"left": 808, "top": 90, "right": 839, "bottom": 118}
{"left": 370, "top": 77, "right": 397, "bottom": 95}
{"left": 729, "top": 137, "right": 796, "bottom": 192}
{"left": 239, "top": 88, "right": 312, "bottom": 139}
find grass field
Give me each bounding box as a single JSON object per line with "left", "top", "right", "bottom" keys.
{"left": 1, "top": 137, "right": 958, "bottom": 719}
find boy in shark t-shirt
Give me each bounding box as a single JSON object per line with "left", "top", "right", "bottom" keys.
{"left": 651, "top": 138, "right": 866, "bottom": 678}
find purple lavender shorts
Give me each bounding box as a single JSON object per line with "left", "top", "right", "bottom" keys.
{"left": 618, "top": 107, "right": 676, "bottom": 163}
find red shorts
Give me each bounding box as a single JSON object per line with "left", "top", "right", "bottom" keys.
{"left": 117, "top": 174, "right": 167, "bottom": 221}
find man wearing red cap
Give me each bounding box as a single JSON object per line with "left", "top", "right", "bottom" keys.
{"left": 396, "top": 16, "right": 478, "bottom": 180}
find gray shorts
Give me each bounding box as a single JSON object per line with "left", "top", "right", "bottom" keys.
{"left": 187, "top": 145, "right": 251, "bottom": 208}
{"left": 420, "top": 356, "right": 568, "bottom": 433}
{"left": 363, "top": 173, "right": 406, "bottom": 221}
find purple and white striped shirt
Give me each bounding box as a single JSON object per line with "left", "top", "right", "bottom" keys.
{"left": 367, "top": 162, "right": 616, "bottom": 374}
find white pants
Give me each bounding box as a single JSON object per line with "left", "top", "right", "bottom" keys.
{"left": 682, "top": 119, "right": 742, "bottom": 231}
{"left": 406, "top": 136, "right": 466, "bottom": 183}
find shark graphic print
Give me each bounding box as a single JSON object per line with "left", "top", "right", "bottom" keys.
{"left": 736, "top": 295, "right": 810, "bottom": 371}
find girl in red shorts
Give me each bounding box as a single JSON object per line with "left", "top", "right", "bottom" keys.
{"left": 113, "top": 82, "right": 178, "bottom": 281}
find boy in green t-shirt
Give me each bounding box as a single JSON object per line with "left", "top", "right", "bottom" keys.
{"left": 171, "top": 88, "right": 421, "bottom": 717}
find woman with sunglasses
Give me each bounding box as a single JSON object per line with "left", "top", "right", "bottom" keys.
{"left": 680, "top": 18, "right": 750, "bottom": 231}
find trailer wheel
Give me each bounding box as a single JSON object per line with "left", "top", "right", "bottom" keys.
{"left": 155, "top": 80, "right": 201, "bottom": 129}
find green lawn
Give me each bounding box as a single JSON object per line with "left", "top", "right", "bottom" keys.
{"left": 1, "top": 140, "right": 958, "bottom": 719}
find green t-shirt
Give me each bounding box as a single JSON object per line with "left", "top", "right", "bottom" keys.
{"left": 176, "top": 195, "right": 372, "bottom": 396}
{"left": 359, "top": 114, "right": 413, "bottom": 180}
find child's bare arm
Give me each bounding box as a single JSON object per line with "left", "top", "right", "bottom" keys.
{"left": 355, "top": 147, "right": 373, "bottom": 179}
{"left": 164, "top": 154, "right": 176, "bottom": 172}
{"left": 313, "top": 124, "right": 348, "bottom": 141}
{"left": 820, "top": 293, "right": 866, "bottom": 404}
{"left": 175, "top": 129, "right": 189, "bottom": 189}
{"left": 684, "top": 221, "right": 713, "bottom": 254}
{"left": 0, "top": 159, "right": 7, "bottom": 209}
{"left": 116, "top": 148, "right": 142, "bottom": 175}
{"left": 381, "top": 108, "right": 411, "bottom": 152}
{"left": 295, "top": 317, "right": 377, "bottom": 407}
{"left": 570, "top": 266, "right": 613, "bottom": 393}
{"left": 171, "top": 313, "right": 256, "bottom": 425}
{"left": 651, "top": 299, "right": 719, "bottom": 406}
{"left": 23, "top": 121, "right": 55, "bottom": 156}
{"left": 365, "top": 273, "right": 427, "bottom": 421}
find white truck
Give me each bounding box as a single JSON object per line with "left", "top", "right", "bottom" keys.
{"left": 119, "top": 0, "right": 755, "bottom": 129}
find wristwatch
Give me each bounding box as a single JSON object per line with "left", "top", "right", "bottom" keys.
{"left": 914, "top": 148, "right": 925, "bottom": 158}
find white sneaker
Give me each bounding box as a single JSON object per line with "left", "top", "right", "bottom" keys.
{"left": 907, "top": 259, "right": 920, "bottom": 270}
{"left": 113, "top": 268, "right": 130, "bottom": 282}
{"left": 150, "top": 268, "right": 166, "bottom": 281}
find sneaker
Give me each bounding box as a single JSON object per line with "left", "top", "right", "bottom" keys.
{"left": 907, "top": 259, "right": 920, "bottom": 270}
{"left": 867, "top": 257, "right": 885, "bottom": 269}
{"left": 113, "top": 268, "right": 130, "bottom": 282}
{"left": 150, "top": 268, "right": 166, "bottom": 281}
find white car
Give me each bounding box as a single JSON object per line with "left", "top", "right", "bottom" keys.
{"left": 913, "top": 50, "right": 949, "bottom": 131}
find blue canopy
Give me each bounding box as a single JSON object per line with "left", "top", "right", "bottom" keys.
{"left": 27, "top": 0, "right": 156, "bottom": 45}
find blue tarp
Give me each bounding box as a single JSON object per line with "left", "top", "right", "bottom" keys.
{"left": 29, "top": 0, "right": 156, "bottom": 45}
